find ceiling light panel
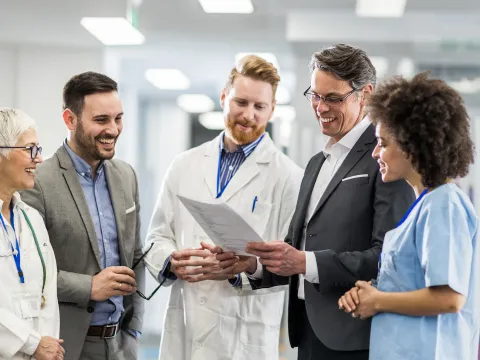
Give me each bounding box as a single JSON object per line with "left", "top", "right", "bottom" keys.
{"left": 80, "top": 17, "right": 145, "bottom": 46}
{"left": 145, "top": 69, "right": 190, "bottom": 90}
{"left": 177, "top": 94, "right": 215, "bottom": 113}
{"left": 199, "top": 0, "right": 254, "bottom": 14}
{"left": 356, "top": 0, "right": 407, "bottom": 18}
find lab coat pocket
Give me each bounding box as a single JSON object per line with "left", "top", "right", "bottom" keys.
{"left": 240, "top": 291, "right": 283, "bottom": 348}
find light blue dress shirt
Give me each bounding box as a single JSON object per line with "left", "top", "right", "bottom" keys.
{"left": 370, "top": 183, "right": 480, "bottom": 360}
{"left": 64, "top": 142, "right": 139, "bottom": 338}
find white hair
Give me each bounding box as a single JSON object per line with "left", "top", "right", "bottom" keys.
{"left": 0, "top": 108, "right": 37, "bottom": 159}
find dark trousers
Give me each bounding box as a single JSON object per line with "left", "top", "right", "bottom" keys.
{"left": 297, "top": 301, "right": 369, "bottom": 360}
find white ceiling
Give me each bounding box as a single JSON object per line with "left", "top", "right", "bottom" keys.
{"left": 1, "top": 0, "right": 479, "bottom": 101}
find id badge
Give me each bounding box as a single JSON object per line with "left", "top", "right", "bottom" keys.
{"left": 11, "top": 292, "right": 41, "bottom": 319}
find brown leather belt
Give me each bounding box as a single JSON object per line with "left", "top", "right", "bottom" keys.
{"left": 87, "top": 323, "right": 119, "bottom": 339}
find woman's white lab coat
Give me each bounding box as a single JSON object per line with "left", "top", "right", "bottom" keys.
{"left": 145, "top": 133, "right": 303, "bottom": 360}
{"left": 0, "top": 193, "right": 59, "bottom": 359}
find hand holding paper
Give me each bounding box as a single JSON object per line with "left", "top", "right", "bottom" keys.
{"left": 177, "top": 195, "right": 264, "bottom": 255}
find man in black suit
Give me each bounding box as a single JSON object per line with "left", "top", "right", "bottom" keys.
{"left": 245, "top": 44, "right": 415, "bottom": 360}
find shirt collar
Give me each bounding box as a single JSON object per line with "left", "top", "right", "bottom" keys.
{"left": 0, "top": 192, "right": 26, "bottom": 212}
{"left": 323, "top": 116, "right": 371, "bottom": 156}
{"left": 219, "top": 131, "right": 265, "bottom": 157}
{"left": 63, "top": 139, "right": 105, "bottom": 176}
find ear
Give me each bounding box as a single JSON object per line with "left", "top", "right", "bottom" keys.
{"left": 62, "top": 109, "right": 77, "bottom": 131}
{"left": 220, "top": 88, "right": 228, "bottom": 110}
{"left": 360, "top": 84, "right": 374, "bottom": 105}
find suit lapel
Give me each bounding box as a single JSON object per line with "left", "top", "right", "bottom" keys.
{"left": 105, "top": 162, "right": 128, "bottom": 266}
{"left": 292, "top": 154, "right": 325, "bottom": 249}
{"left": 310, "top": 125, "right": 376, "bottom": 219}
{"left": 57, "top": 147, "right": 102, "bottom": 269}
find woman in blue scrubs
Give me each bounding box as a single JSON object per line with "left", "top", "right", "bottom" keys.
{"left": 338, "top": 72, "right": 479, "bottom": 360}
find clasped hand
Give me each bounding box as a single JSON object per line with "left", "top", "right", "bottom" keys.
{"left": 170, "top": 242, "right": 256, "bottom": 283}
{"left": 338, "top": 281, "right": 379, "bottom": 320}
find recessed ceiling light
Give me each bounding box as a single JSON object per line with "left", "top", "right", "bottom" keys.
{"left": 145, "top": 69, "right": 190, "bottom": 90}
{"left": 177, "top": 94, "right": 215, "bottom": 113}
{"left": 356, "top": 0, "right": 407, "bottom": 18}
{"left": 80, "top": 17, "right": 145, "bottom": 45}
{"left": 199, "top": 0, "right": 254, "bottom": 14}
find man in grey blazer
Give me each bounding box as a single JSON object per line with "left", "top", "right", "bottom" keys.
{"left": 246, "top": 45, "right": 415, "bottom": 359}
{"left": 21, "top": 72, "right": 144, "bottom": 360}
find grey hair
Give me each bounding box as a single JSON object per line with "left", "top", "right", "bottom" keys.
{"left": 309, "top": 44, "right": 377, "bottom": 90}
{"left": 0, "top": 108, "right": 36, "bottom": 159}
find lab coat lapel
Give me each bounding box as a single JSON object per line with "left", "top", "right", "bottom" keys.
{"left": 220, "top": 133, "right": 273, "bottom": 203}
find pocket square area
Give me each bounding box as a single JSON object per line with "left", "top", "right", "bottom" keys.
{"left": 126, "top": 204, "right": 136, "bottom": 214}
{"left": 342, "top": 174, "right": 369, "bottom": 182}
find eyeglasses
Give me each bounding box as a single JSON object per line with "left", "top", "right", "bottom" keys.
{"left": 132, "top": 243, "right": 166, "bottom": 300}
{"left": 0, "top": 145, "right": 43, "bottom": 160}
{"left": 303, "top": 86, "right": 357, "bottom": 106}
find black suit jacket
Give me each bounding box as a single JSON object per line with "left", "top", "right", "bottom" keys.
{"left": 252, "top": 124, "right": 415, "bottom": 351}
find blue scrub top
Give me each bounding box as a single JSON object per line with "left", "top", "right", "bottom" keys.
{"left": 370, "top": 184, "right": 480, "bottom": 360}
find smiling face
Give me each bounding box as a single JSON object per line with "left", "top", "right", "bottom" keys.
{"left": 0, "top": 129, "right": 43, "bottom": 192}
{"left": 372, "top": 122, "right": 416, "bottom": 183}
{"left": 310, "top": 69, "right": 372, "bottom": 142}
{"left": 221, "top": 74, "right": 275, "bottom": 146}
{"left": 64, "top": 91, "right": 123, "bottom": 166}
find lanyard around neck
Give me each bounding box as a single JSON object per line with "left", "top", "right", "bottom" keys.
{"left": 0, "top": 203, "right": 24, "bottom": 283}
{"left": 0, "top": 203, "right": 46, "bottom": 295}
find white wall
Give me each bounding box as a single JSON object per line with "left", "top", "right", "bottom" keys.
{"left": 0, "top": 43, "right": 103, "bottom": 156}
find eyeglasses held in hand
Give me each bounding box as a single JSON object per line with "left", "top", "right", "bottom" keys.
{"left": 0, "top": 145, "right": 43, "bottom": 160}
{"left": 132, "top": 243, "right": 167, "bottom": 300}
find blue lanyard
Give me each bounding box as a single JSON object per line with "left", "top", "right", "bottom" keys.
{"left": 377, "top": 188, "right": 428, "bottom": 281}
{"left": 0, "top": 202, "right": 24, "bottom": 283}
{"left": 216, "top": 134, "right": 265, "bottom": 199}
{"left": 216, "top": 149, "right": 233, "bottom": 199}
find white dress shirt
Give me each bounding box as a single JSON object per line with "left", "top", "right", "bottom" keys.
{"left": 298, "top": 117, "right": 372, "bottom": 299}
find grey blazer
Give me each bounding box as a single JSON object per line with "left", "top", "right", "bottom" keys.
{"left": 21, "top": 145, "right": 145, "bottom": 360}
{"left": 252, "top": 125, "right": 415, "bottom": 352}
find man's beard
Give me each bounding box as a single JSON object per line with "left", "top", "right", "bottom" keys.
{"left": 75, "top": 121, "right": 116, "bottom": 161}
{"left": 225, "top": 117, "right": 266, "bottom": 145}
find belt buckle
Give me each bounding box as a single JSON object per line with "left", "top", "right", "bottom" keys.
{"left": 101, "top": 324, "right": 118, "bottom": 339}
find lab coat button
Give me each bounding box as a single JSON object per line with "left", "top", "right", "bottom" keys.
{"left": 199, "top": 298, "right": 206, "bottom": 305}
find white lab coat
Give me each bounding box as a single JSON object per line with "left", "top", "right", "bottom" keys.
{"left": 145, "top": 133, "right": 303, "bottom": 360}
{"left": 0, "top": 193, "right": 60, "bottom": 359}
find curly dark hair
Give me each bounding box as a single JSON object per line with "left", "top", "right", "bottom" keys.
{"left": 368, "top": 71, "right": 474, "bottom": 189}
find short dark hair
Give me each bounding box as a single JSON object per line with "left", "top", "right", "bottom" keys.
{"left": 369, "top": 71, "right": 475, "bottom": 189}
{"left": 309, "top": 44, "right": 377, "bottom": 89}
{"left": 63, "top": 71, "right": 118, "bottom": 117}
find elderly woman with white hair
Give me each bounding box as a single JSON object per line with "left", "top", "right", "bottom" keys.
{"left": 0, "top": 108, "right": 64, "bottom": 360}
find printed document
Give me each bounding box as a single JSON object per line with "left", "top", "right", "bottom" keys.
{"left": 177, "top": 195, "right": 263, "bottom": 255}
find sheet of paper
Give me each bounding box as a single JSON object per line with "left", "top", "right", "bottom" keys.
{"left": 177, "top": 195, "right": 263, "bottom": 255}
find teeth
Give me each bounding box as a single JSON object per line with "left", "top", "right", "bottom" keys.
{"left": 25, "top": 169, "right": 35, "bottom": 174}
{"left": 98, "top": 139, "right": 114, "bottom": 144}
{"left": 320, "top": 117, "right": 335, "bottom": 123}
